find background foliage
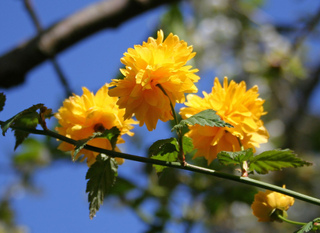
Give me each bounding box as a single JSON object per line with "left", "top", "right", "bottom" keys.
{"left": 1, "top": 0, "right": 320, "bottom": 232}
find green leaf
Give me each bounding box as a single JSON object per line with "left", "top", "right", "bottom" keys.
{"left": 86, "top": 154, "right": 118, "bottom": 219}
{"left": 13, "top": 112, "right": 39, "bottom": 150}
{"left": 0, "top": 200, "right": 14, "bottom": 225}
{"left": 102, "top": 126, "right": 120, "bottom": 150}
{"left": 294, "top": 218, "right": 320, "bottom": 233}
{"left": 13, "top": 138, "right": 49, "bottom": 166}
{"left": 182, "top": 136, "right": 194, "bottom": 154}
{"left": 1, "top": 104, "right": 43, "bottom": 136}
{"left": 249, "top": 149, "right": 312, "bottom": 174}
{"left": 151, "top": 153, "right": 178, "bottom": 173}
{"left": 149, "top": 138, "right": 179, "bottom": 173}
{"left": 217, "top": 149, "right": 254, "bottom": 166}
{"left": 73, "top": 127, "right": 120, "bottom": 161}
{"left": 160, "top": 4, "right": 185, "bottom": 38}
{"left": 295, "top": 222, "right": 314, "bottom": 233}
{"left": 172, "top": 109, "right": 233, "bottom": 131}
{"left": 73, "top": 132, "right": 102, "bottom": 161}
{"left": 149, "top": 138, "right": 179, "bottom": 156}
{"left": 0, "top": 93, "right": 5, "bottom": 112}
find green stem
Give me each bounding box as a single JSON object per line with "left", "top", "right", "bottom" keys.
{"left": 237, "top": 136, "right": 244, "bottom": 151}
{"left": 276, "top": 213, "right": 306, "bottom": 226}
{"left": 156, "top": 84, "right": 185, "bottom": 164}
{"left": 3, "top": 122, "right": 320, "bottom": 207}
{"left": 156, "top": 84, "right": 179, "bottom": 126}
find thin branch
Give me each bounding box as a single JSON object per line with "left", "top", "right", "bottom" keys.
{"left": 0, "top": 0, "right": 180, "bottom": 88}
{"left": 157, "top": 84, "right": 185, "bottom": 164}
{"left": 23, "top": 0, "right": 72, "bottom": 97}
{"left": 278, "top": 7, "right": 320, "bottom": 148}
{"left": 2, "top": 121, "right": 320, "bottom": 207}
{"left": 290, "top": 5, "right": 320, "bottom": 54}
{"left": 23, "top": 0, "right": 42, "bottom": 31}
{"left": 283, "top": 63, "right": 320, "bottom": 148}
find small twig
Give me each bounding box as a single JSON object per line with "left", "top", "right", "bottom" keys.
{"left": 156, "top": 84, "right": 185, "bottom": 165}
{"left": 291, "top": 5, "right": 320, "bottom": 54}
{"left": 23, "top": 0, "right": 72, "bottom": 97}
{"left": 2, "top": 121, "right": 320, "bottom": 207}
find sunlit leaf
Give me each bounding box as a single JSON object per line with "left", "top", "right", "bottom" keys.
{"left": 172, "top": 109, "right": 233, "bottom": 131}
{"left": 149, "top": 138, "right": 179, "bottom": 173}
{"left": 101, "top": 127, "right": 120, "bottom": 151}
{"left": 182, "top": 136, "right": 194, "bottom": 154}
{"left": 294, "top": 218, "right": 320, "bottom": 233}
{"left": 86, "top": 154, "right": 118, "bottom": 219}
{"left": 295, "top": 222, "right": 313, "bottom": 233}
{"left": 249, "top": 149, "right": 312, "bottom": 174}
{"left": 13, "top": 112, "right": 39, "bottom": 150}
{"left": 149, "top": 138, "right": 179, "bottom": 156}
{"left": 1, "top": 104, "right": 43, "bottom": 136}
{"left": 217, "top": 149, "right": 253, "bottom": 166}
{"left": 151, "top": 153, "right": 178, "bottom": 173}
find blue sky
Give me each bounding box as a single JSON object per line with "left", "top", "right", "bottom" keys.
{"left": 1, "top": 0, "right": 320, "bottom": 233}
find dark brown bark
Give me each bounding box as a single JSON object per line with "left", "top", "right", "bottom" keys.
{"left": 0, "top": 0, "right": 180, "bottom": 88}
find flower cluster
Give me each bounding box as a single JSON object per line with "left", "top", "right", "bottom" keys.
{"left": 55, "top": 30, "right": 269, "bottom": 169}
{"left": 108, "top": 30, "right": 200, "bottom": 131}
{"left": 50, "top": 29, "right": 310, "bottom": 228}
{"left": 251, "top": 187, "right": 295, "bottom": 222}
{"left": 55, "top": 84, "right": 137, "bottom": 166}
{"left": 180, "top": 77, "right": 269, "bottom": 164}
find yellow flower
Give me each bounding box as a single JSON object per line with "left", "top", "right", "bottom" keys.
{"left": 180, "top": 77, "right": 269, "bottom": 164}
{"left": 251, "top": 187, "right": 295, "bottom": 222}
{"left": 55, "top": 84, "right": 137, "bottom": 167}
{"left": 108, "top": 29, "right": 200, "bottom": 131}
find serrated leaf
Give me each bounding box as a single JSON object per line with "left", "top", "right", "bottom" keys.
{"left": 13, "top": 112, "right": 39, "bottom": 150}
{"left": 1, "top": 104, "right": 43, "bottom": 136}
{"left": 73, "top": 127, "right": 120, "bottom": 161}
{"left": 149, "top": 138, "right": 179, "bottom": 173}
{"left": 148, "top": 138, "right": 179, "bottom": 156}
{"left": 294, "top": 221, "right": 315, "bottom": 233}
{"left": 249, "top": 149, "right": 312, "bottom": 174}
{"left": 172, "top": 109, "right": 233, "bottom": 131}
{"left": 0, "top": 93, "right": 5, "bottom": 112}
{"left": 217, "top": 149, "right": 254, "bottom": 166}
{"left": 182, "top": 136, "right": 194, "bottom": 154}
{"left": 102, "top": 126, "right": 120, "bottom": 150}
{"left": 86, "top": 154, "right": 118, "bottom": 219}
{"left": 151, "top": 152, "right": 178, "bottom": 173}
{"left": 295, "top": 218, "right": 320, "bottom": 233}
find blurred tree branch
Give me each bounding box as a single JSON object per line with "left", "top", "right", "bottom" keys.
{"left": 0, "top": 0, "right": 180, "bottom": 88}
{"left": 23, "top": 0, "right": 72, "bottom": 97}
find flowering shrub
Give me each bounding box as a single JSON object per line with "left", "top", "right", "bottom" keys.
{"left": 0, "top": 29, "right": 318, "bottom": 232}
